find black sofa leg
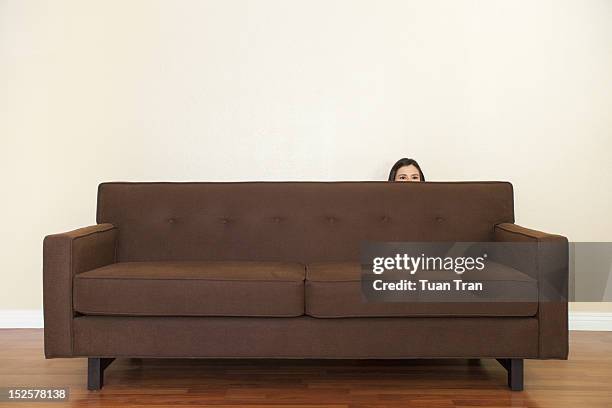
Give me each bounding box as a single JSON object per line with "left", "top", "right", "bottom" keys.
{"left": 87, "top": 358, "right": 115, "bottom": 390}
{"left": 496, "top": 358, "right": 524, "bottom": 391}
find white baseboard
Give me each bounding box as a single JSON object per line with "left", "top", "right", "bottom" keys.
{"left": 0, "top": 309, "right": 611, "bottom": 331}
{"left": 568, "top": 312, "right": 612, "bottom": 331}
{"left": 0, "top": 309, "right": 44, "bottom": 328}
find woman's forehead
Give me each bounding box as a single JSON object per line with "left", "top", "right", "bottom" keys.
{"left": 397, "top": 164, "right": 419, "bottom": 174}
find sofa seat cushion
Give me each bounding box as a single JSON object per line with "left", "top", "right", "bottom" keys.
{"left": 305, "top": 261, "right": 537, "bottom": 318}
{"left": 74, "top": 261, "right": 305, "bottom": 317}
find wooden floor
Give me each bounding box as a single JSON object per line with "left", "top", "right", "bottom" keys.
{"left": 0, "top": 330, "right": 611, "bottom": 408}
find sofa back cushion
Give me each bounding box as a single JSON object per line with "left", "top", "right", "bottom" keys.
{"left": 97, "top": 182, "right": 514, "bottom": 262}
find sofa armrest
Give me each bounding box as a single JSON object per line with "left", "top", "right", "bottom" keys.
{"left": 494, "top": 223, "right": 568, "bottom": 359}
{"left": 43, "top": 224, "right": 117, "bottom": 358}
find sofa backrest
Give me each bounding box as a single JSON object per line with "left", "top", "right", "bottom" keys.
{"left": 97, "top": 182, "right": 514, "bottom": 262}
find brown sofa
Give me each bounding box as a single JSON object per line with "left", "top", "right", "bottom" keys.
{"left": 43, "top": 182, "right": 568, "bottom": 391}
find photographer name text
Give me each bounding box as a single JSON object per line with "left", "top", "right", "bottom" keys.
{"left": 372, "top": 279, "right": 483, "bottom": 292}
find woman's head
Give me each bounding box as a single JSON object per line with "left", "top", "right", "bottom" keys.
{"left": 388, "top": 158, "right": 425, "bottom": 182}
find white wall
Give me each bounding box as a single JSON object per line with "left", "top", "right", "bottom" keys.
{"left": 1, "top": 0, "right": 611, "bottom": 312}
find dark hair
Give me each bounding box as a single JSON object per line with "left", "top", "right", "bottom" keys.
{"left": 388, "top": 158, "right": 425, "bottom": 181}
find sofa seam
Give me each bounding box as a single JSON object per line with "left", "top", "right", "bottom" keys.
{"left": 68, "top": 225, "right": 116, "bottom": 242}
{"left": 68, "top": 237, "right": 74, "bottom": 355}
{"left": 496, "top": 224, "right": 550, "bottom": 241}
{"left": 536, "top": 238, "right": 543, "bottom": 358}
{"left": 307, "top": 279, "right": 536, "bottom": 283}
{"left": 75, "top": 277, "right": 304, "bottom": 282}
{"left": 304, "top": 313, "right": 538, "bottom": 318}
{"left": 73, "top": 311, "right": 305, "bottom": 317}
{"left": 70, "top": 354, "right": 538, "bottom": 359}
{"left": 97, "top": 181, "right": 513, "bottom": 186}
